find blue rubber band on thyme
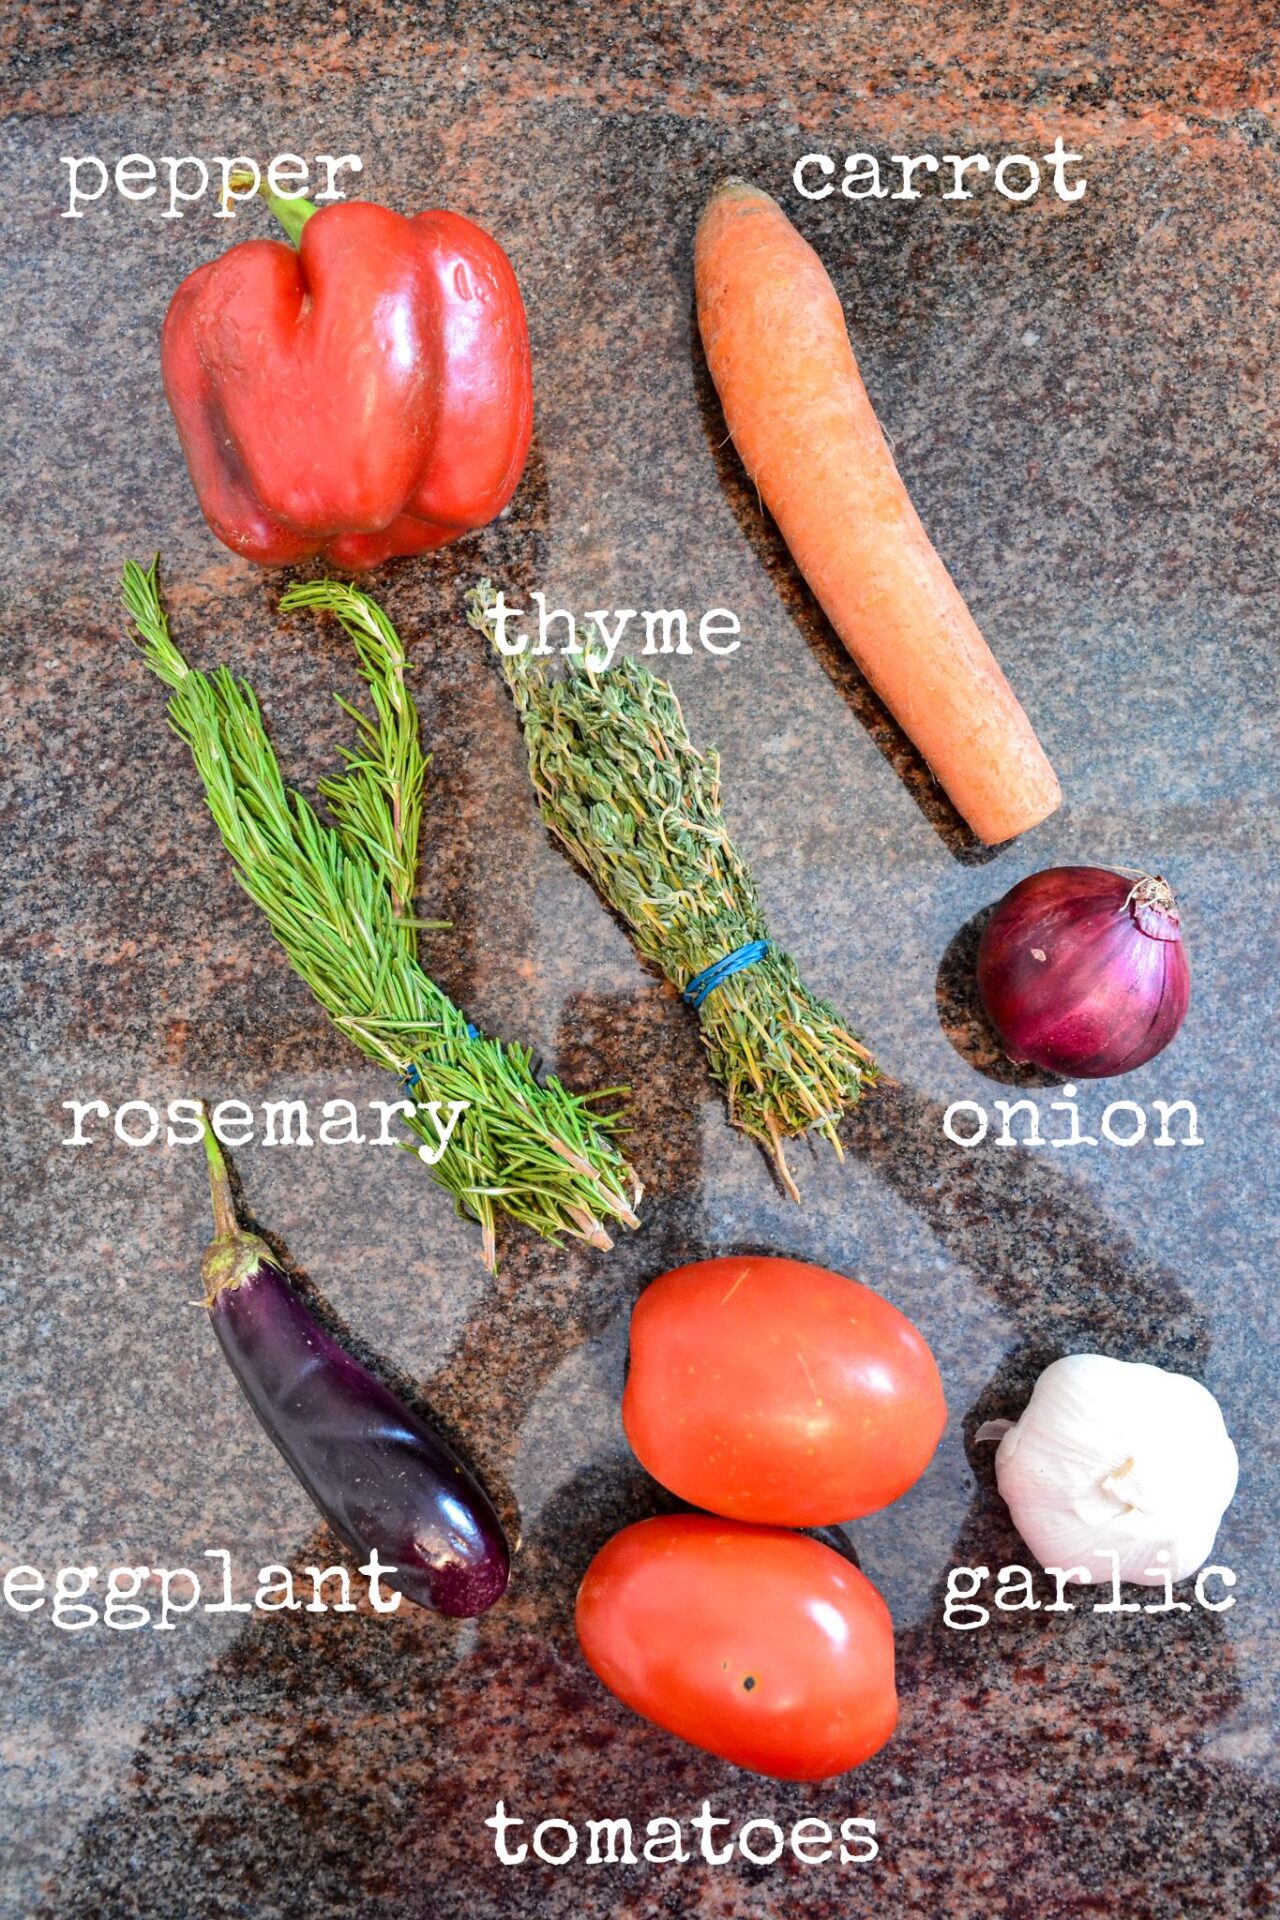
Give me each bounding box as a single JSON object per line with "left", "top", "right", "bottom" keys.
{"left": 682, "top": 940, "right": 770, "bottom": 1012}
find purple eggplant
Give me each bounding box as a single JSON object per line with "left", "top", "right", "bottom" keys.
{"left": 198, "top": 1118, "right": 510, "bottom": 1617}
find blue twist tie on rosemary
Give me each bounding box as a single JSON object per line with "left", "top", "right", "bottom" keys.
{"left": 404, "top": 1029, "right": 479, "bottom": 1093}
{"left": 682, "top": 940, "right": 770, "bottom": 1011}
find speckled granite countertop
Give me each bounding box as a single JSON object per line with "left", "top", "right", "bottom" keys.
{"left": 3, "top": 5, "right": 1278, "bottom": 1916}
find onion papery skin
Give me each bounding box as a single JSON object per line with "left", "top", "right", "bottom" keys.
{"left": 976, "top": 866, "right": 1191, "bottom": 1078}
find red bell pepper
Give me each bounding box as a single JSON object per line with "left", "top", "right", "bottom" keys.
{"left": 161, "top": 183, "right": 533, "bottom": 569}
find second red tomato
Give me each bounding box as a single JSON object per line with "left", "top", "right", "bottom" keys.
{"left": 576, "top": 1515, "right": 897, "bottom": 1780}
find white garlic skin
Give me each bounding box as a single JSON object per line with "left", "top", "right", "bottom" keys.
{"left": 992, "top": 1353, "right": 1238, "bottom": 1587}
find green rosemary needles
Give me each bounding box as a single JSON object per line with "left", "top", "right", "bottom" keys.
{"left": 469, "top": 580, "right": 877, "bottom": 1199}
{"left": 124, "top": 561, "right": 640, "bottom": 1269}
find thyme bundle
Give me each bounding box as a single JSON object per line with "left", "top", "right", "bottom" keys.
{"left": 469, "top": 581, "right": 877, "bottom": 1198}
{"left": 123, "top": 561, "right": 640, "bottom": 1269}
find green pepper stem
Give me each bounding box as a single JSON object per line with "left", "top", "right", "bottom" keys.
{"left": 224, "top": 170, "right": 317, "bottom": 247}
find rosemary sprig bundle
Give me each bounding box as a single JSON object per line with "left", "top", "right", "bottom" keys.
{"left": 123, "top": 560, "right": 640, "bottom": 1269}
{"left": 468, "top": 580, "right": 877, "bottom": 1199}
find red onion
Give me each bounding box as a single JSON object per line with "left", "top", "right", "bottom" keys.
{"left": 976, "top": 866, "right": 1190, "bottom": 1078}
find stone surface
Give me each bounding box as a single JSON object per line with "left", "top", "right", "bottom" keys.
{"left": 2, "top": 5, "right": 1278, "bottom": 1917}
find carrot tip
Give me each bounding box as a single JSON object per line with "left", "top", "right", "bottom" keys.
{"left": 705, "top": 176, "right": 768, "bottom": 206}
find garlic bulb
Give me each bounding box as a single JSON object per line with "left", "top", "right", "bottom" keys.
{"left": 982, "top": 1353, "right": 1238, "bottom": 1586}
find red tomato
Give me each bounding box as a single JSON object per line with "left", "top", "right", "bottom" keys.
{"left": 622, "top": 1255, "right": 946, "bottom": 1526}
{"left": 576, "top": 1515, "right": 897, "bottom": 1780}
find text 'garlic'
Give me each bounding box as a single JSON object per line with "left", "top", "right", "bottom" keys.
{"left": 979, "top": 1353, "right": 1238, "bottom": 1587}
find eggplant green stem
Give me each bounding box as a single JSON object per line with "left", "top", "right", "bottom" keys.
{"left": 199, "top": 1105, "right": 273, "bottom": 1302}
{"left": 224, "top": 169, "right": 317, "bottom": 246}
{"left": 202, "top": 1107, "right": 238, "bottom": 1240}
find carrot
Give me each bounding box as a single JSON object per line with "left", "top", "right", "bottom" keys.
{"left": 694, "top": 179, "right": 1061, "bottom": 846}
